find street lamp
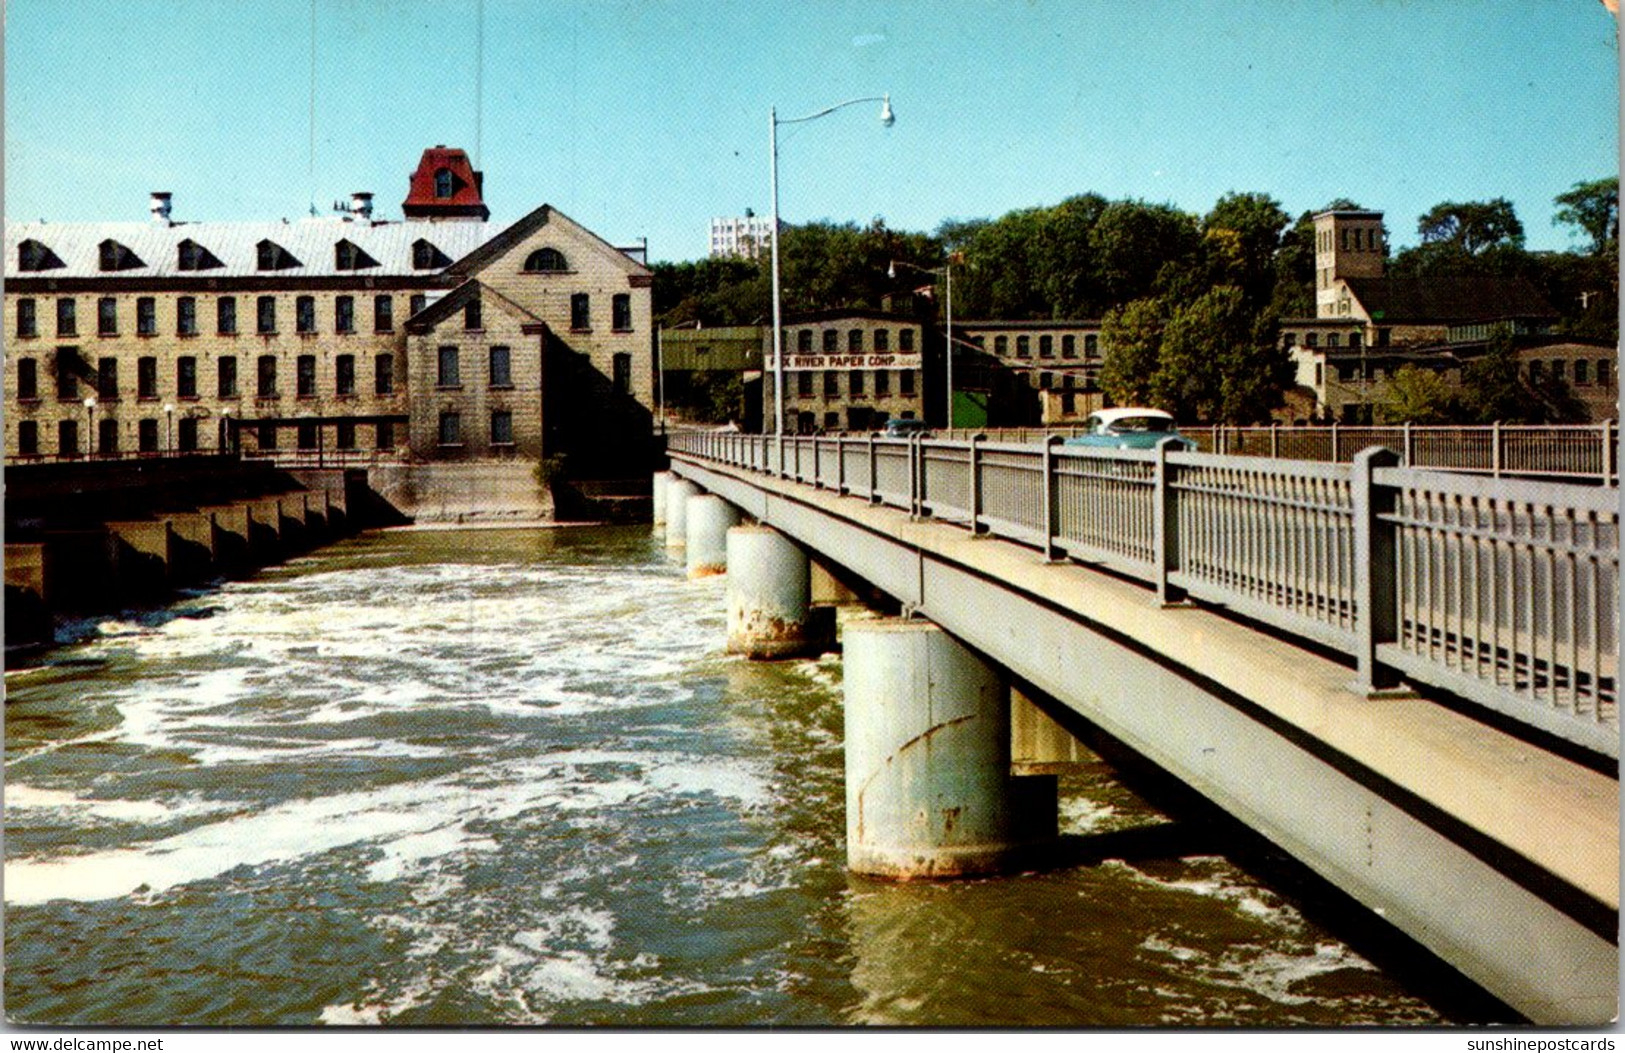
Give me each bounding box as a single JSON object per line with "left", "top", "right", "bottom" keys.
{"left": 889, "top": 258, "right": 954, "bottom": 428}
{"left": 220, "top": 406, "right": 233, "bottom": 456}
{"left": 770, "top": 93, "right": 894, "bottom": 441}
{"left": 82, "top": 396, "right": 96, "bottom": 459}
{"left": 163, "top": 402, "right": 176, "bottom": 455}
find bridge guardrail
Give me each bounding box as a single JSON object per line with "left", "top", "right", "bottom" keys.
{"left": 672, "top": 430, "right": 1619, "bottom": 758}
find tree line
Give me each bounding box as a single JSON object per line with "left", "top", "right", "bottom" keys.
{"left": 654, "top": 178, "right": 1616, "bottom": 424}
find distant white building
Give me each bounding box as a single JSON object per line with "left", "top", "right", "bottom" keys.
{"left": 708, "top": 213, "right": 774, "bottom": 259}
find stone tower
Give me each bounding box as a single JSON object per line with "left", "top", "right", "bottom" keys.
{"left": 1313, "top": 210, "right": 1385, "bottom": 317}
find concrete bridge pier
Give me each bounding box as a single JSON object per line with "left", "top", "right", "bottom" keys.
{"left": 5, "top": 543, "right": 54, "bottom": 649}
{"left": 198, "top": 503, "right": 254, "bottom": 577}
{"left": 166, "top": 512, "right": 219, "bottom": 585}
{"left": 664, "top": 479, "right": 701, "bottom": 549}
{"left": 686, "top": 494, "right": 740, "bottom": 578}
{"left": 725, "top": 525, "right": 818, "bottom": 658}
{"left": 652, "top": 471, "right": 673, "bottom": 528}
{"left": 106, "top": 520, "right": 175, "bottom": 603}
{"left": 843, "top": 619, "right": 1058, "bottom": 879}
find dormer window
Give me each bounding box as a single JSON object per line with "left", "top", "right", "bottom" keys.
{"left": 412, "top": 239, "right": 450, "bottom": 270}
{"left": 257, "top": 240, "right": 300, "bottom": 271}
{"left": 523, "top": 247, "right": 568, "bottom": 272}
{"left": 17, "top": 239, "right": 63, "bottom": 272}
{"left": 334, "top": 239, "right": 378, "bottom": 271}
{"left": 177, "top": 239, "right": 221, "bottom": 271}
{"left": 98, "top": 239, "right": 144, "bottom": 272}
{"left": 434, "top": 168, "right": 454, "bottom": 198}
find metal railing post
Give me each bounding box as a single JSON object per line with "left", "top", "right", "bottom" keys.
{"left": 1330, "top": 421, "right": 1340, "bottom": 463}
{"left": 1602, "top": 420, "right": 1613, "bottom": 484}
{"left": 836, "top": 436, "right": 846, "bottom": 493}
{"left": 969, "top": 433, "right": 984, "bottom": 534}
{"left": 1269, "top": 423, "right": 1279, "bottom": 459}
{"left": 1155, "top": 437, "right": 1186, "bottom": 605}
{"left": 1402, "top": 421, "right": 1413, "bottom": 466}
{"left": 1042, "top": 435, "right": 1061, "bottom": 562}
{"left": 1353, "top": 446, "right": 1403, "bottom": 695}
{"left": 868, "top": 434, "right": 879, "bottom": 504}
{"left": 1491, "top": 420, "right": 1502, "bottom": 478}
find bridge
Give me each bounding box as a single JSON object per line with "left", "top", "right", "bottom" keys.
{"left": 661, "top": 430, "right": 1618, "bottom": 1026}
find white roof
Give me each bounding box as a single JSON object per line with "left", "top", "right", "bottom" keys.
{"left": 4, "top": 218, "right": 498, "bottom": 280}
{"left": 1092, "top": 407, "right": 1175, "bottom": 424}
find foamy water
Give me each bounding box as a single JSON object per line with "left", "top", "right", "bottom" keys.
{"left": 6, "top": 526, "right": 1453, "bottom": 1026}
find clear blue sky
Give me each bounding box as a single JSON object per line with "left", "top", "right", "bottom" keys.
{"left": 5, "top": 0, "right": 1619, "bottom": 262}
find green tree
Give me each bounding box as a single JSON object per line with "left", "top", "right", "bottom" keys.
{"left": 1151, "top": 287, "right": 1288, "bottom": 423}
{"left": 1377, "top": 365, "right": 1458, "bottom": 424}
{"left": 1201, "top": 192, "right": 1291, "bottom": 310}
{"left": 1090, "top": 200, "right": 1201, "bottom": 306}
{"left": 1417, "top": 198, "right": 1525, "bottom": 256}
{"left": 1098, "top": 298, "right": 1164, "bottom": 406}
{"left": 1553, "top": 176, "right": 1619, "bottom": 254}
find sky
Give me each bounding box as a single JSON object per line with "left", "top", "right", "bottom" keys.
{"left": 4, "top": 0, "right": 1619, "bottom": 262}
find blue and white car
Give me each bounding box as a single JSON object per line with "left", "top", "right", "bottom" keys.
{"left": 1064, "top": 408, "right": 1194, "bottom": 451}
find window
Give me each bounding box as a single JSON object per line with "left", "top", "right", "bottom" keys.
{"left": 823, "top": 329, "right": 838, "bottom": 352}
{"left": 18, "top": 239, "right": 63, "bottom": 272}
{"left": 376, "top": 421, "right": 394, "bottom": 449}
{"left": 98, "top": 418, "right": 118, "bottom": 455}
{"left": 257, "top": 355, "right": 278, "bottom": 396}
{"left": 489, "top": 346, "right": 512, "bottom": 388}
{"left": 297, "top": 423, "right": 317, "bottom": 450}
{"left": 874, "top": 329, "right": 889, "bottom": 352}
{"left": 464, "top": 299, "right": 482, "bottom": 331}
{"left": 17, "top": 358, "right": 37, "bottom": 400}
{"left": 1039, "top": 335, "right": 1054, "bottom": 358}
{"left": 296, "top": 296, "right": 316, "bottom": 334}
{"left": 824, "top": 412, "right": 840, "bottom": 431}
{"left": 524, "top": 247, "right": 568, "bottom": 272}
{"left": 334, "top": 240, "right": 375, "bottom": 271}
{"left": 613, "top": 353, "right": 632, "bottom": 395}
{"left": 177, "top": 239, "right": 218, "bottom": 271}
{"left": 410, "top": 294, "right": 428, "bottom": 317}
{"left": 58, "top": 420, "right": 79, "bottom": 457}
{"left": 133, "top": 297, "right": 155, "bottom": 336}
{"left": 336, "top": 296, "right": 354, "bottom": 333}
{"left": 375, "top": 354, "right": 396, "bottom": 394}
{"left": 97, "top": 358, "right": 118, "bottom": 399}
{"left": 55, "top": 353, "right": 79, "bottom": 400}
{"left": 218, "top": 297, "right": 237, "bottom": 335}
{"left": 899, "top": 329, "right": 914, "bottom": 352}
{"left": 1327, "top": 333, "right": 1340, "bottom": 348}
{"left": 177, "top": 417, "right": 198, "bottom": 452}
{"left": 56, "top": 299, "right": 76, "bottom": 337}
{"left": 412, "top": 241, "right": 448, "bottom": 270}
{"left": 1304, "top": 332, "right": 1318, "bottom": 347}
{"left": 99, "top": 240, "right": 142, "bottom": 272}
{"left": 491, "top": 409, "right": 514, "bottom": 446}
{"left": 612, "top": 293, "right": 632, "bottom": 331}
{"left": 135, "top": 357, "right": 158, "bottom": 399}
{"left": 177, "top": 296, "right": 197, "bottom": 336}
{"left": 374, "top": 295, "right": 394, "bottom": 332}
{"left": 1575, "top": 360, "right": 1590, "bottom": 386}
{"left": 438, "top": 411, "right": 461, "bottom": 446}
{"left": 138, "top": 418, "right": 158, "bottom": 453}
{"left": 17, "top": 299, "right": 37, "bottom": 338}
{"left": 823, "top": 371, "right": 839, "bottom": 397}
{"left": 1085, "top": 334, "right": 1100, "bottom": 358}
{"left": 336, "top": 354, "right": 355, "bottom": 396}
{"left": 98, "top": 297, "right": 118, "bottom": 336}
{"left": 218, "top": 356, "right": 238, "bottom": 398}
{"left": 434, "top": 168, "right": 453, "bottom": 198}
{"left": 1016, "top": 335, "right": 1031, "bottom": 358}
{"left": 848, "top": 329, "right": 862, "bottom": 353}
{"left": 257, "top": 240, "right": 298, "bottom": 271}
{"left": 899, "top": 370, "right": 915, "bottom": 395}
{"left": 1061, "top": 334, "right": 1076, "bottom": 359}
{"left": 258, "top": 296, "right": 276, "bottom": 334}
{"left": 797, "top": 372, "right": 814, "bottom": 397}
{"left": 438, "top": 346, "right": 460, "bottom": 387}
{"left": 1599, "top": 360, "right": 1612, "bottom": 386}
{"left": 875, "top": 370, "right": 890, "bottom": 396}
{"left": 18, "top": 420, "right": 38, "bottom": 455}
{"left": 798, "top": 330, "right": 813, "bottom": 353}
{"left": 1551, "top": 360, "right": 1566, "bottom": 382}
{"left": 1062, "top": 391, "right": 1076, "bottom": 415}
{"left": 849, "top": 370, "right": 865, "bottom": 396}
{"left": 336, "top": 422, "right": 356, "bottom": 450}
{"left": 177, "top": 356, "right": 197, "bottom": 398}
{"left": 571, "top": 293, "right": 590, "bottom": 330}
{"left": 1349, "top": 331, "right": 1363, "bottom": 349}
{"left": 994, "top": 335, "right": 1008, "bottom": 357}
{"left": 297, "top": 355, "right": 316, "bottom": 397}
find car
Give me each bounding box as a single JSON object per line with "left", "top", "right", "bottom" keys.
{"left": 1064, "top": 408, "right": 1195, "bottom": 451}
{"left": 882, "top": 417, "right": 932, "bottom": 438}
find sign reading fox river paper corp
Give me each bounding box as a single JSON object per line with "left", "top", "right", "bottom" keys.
{"left": 766, "top": 353, "right": 924, "bottom": 371}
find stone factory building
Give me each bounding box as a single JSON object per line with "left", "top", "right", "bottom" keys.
{"left": 4, "top": 146, "right": 656, "bottom": 497}
{"left": 769, "top": 310, "right": 929, "bottom": 433}
{"left": 955, "top": 319, "right": 1107, "bottom": 425}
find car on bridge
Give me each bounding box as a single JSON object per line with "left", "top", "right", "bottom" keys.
{"left": 1064, "top": 408, "right": 1195, "bottom": 451}
{"left": 882, "top": 417, "right": 932, "bottom": 438}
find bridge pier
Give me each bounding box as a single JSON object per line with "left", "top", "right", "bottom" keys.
{"left": 685, "top": 494, "right": 740, "bottom": 579}
{"left": 843, "top": 619, "right": 1058, "bottom": 879}
{"left": 664, "top": 479, "right": 701, "bottom": 549}
{"left": 652, "top": 471, "right": 673, "bottom": 528}
{"left": 725, "top": 525, "right": 817, "bottom": 658}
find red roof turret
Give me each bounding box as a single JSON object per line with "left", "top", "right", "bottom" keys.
{"left": 402, "top": 146, "right": 489, "bottom": 222}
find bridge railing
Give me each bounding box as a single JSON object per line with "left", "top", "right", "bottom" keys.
{"left": 672, "top": 431, "right": 1619, "bottom": 758}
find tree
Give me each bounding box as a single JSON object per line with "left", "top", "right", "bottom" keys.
{"left": 1098, "top": 298, "right": 1164, "bottom": 406}
{"left": 1201, "top": 192, "right": 1291, "bottom": 310}
{"left": 1377, "top": 366, "right": 1458, "bottom": 424}
{"left": 1089, "top": 200, "right": 1201, "bottom": 306}
{"left": 1417, "top": 198, "right": 1525, "bottom": 256}
{"left": 1553, "top": 176, "right": 1619, "bottom": 254}
{"left": 1151, "top": 286, "right": 1288, "bottom": 423}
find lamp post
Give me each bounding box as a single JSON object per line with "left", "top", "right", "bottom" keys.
{"left": 888, "top": 258, "right": 954, "bottom": 428}
{"left": 220, "top": 406, "right": 233, "bottom": 456}
{"left": 770, "top": 94, "right": 894, "bottom": 441}
{"left": 82, "top": 396, "right": 96, "bottom": 459}
{"left": 163, "top": 402, "right": 176, "bottom": 455}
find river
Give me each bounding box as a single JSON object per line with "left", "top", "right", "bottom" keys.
{"left": 4, "top": 526, "right": 1463, "bottom": 1026}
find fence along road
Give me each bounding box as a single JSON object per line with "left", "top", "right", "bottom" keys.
{"left": 673, "top": 431, "right": 1619, "bottom": 760}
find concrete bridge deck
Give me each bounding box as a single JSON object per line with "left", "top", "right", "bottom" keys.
{"left": 670, "top": 446, "right": 1618, "bottom": 1026}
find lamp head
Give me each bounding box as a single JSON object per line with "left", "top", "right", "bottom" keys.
{"left": 880, "top": 94, "right": 895, "bottom": 128}
{"left": 83, "top": 397, "right": 97, "bottom": 410}
{"left": 887, "top": 262, "right": 897, "bottom": 279}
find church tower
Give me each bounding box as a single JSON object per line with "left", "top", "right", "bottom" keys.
{"left": 1312, "top": 210, "right": 1385, "bottom": 317}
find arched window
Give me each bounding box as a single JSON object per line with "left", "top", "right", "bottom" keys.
{"left": 99, "top": 239, "right": 144, "bottom": 272}
{"left": 524, "top": 247, "right": 569, "bottom": 272}
{"left": 257, "top": 240, "right": 299, "bottom": 271}
{"left": 177, "top": 239, "right": 220, "bottom": 271}
{"left": 334, "top": 239, "right": 377, "bottom": 271}
{"left": 434, "top": 168, "right": 454, "bottom": 198}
